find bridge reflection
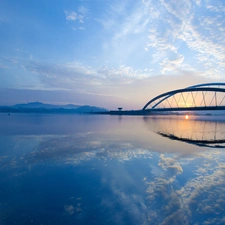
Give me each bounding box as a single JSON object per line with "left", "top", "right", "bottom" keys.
{"left": 144, "top": 116, "right": 225, "bottom": 148}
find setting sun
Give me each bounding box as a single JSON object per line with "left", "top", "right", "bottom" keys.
{"left": 185, "top": 115, "right": 189, "bottom": 120}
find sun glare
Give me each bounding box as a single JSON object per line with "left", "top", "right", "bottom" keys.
{"left": 185, "top": 115, "right": 189, "bottom": 120}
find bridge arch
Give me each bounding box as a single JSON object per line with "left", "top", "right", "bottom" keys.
{"left": 143, "top": 83, "right": 225, "bottom": 111}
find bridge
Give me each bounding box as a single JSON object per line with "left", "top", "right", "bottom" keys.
{"left": 108, "top": 82, "right": 225, "bottom": 115}
{"left": 143, "top": 83, "right": 225, "bottom": 112}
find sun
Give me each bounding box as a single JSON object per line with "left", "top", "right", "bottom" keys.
{"left": 185, "top": 115, "right": 189, "bottom": 120}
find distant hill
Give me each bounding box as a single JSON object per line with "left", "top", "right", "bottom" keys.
{"left": 0, "top": 102, "right": 108, "bottom": 113}
{"left": 13, "top": 102, "right": 81, "bottom": 109}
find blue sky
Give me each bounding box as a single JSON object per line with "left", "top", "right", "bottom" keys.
{"left": 1, "top": 0, "right": 225, "bottom": 109}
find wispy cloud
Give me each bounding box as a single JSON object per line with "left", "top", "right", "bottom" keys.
{"left": 160, "top": 54, "right": 184, "bottom": 74}
{"left": 141, "top": 0, "right": 225, "bottom": 77}
{"left": 64, "top": 11, "right": 77, "bottom": 21}
{"left": 64, "top": 6, "right": 87, "bottom": 30}
{"left": 96, "top": 1, "right": 152, "bottom": 67}
{"left": 64, "top": 8, "right": 85, "bottom": 23}
{"left": 25, "top": 60, "right": 154, "bottom": 91}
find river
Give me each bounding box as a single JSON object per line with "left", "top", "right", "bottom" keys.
{"left": 0, "top": 113, "right": 225, "bottom": 224}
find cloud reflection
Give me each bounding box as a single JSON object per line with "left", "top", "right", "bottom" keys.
{"left": 5, "top": 115, "right": 225, "bottom": 167}
{"left": 2, "top": 115, "right": 225, "bottom": 224}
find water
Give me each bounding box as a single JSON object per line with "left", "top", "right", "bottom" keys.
{"left": 1, "top": 113, "right": 225, "bottom": 225}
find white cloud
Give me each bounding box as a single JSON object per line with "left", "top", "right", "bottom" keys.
{"left": 64, "top": 7, "right": 87, "bottom": 30}
{"left": 160, "top": 0, "right": 192, "bottom": 20}
{"left": 181, "top": 23, "right": 225, "bottom": 66}
{"left": 205, "top": 1, "right": 225, "bottom": 13}
{"left": 142, "top": 0, "right": 225, "bottom": 78}
{"left": 160, "top": 54, "right": 184, "bottom": 74}
{"left": 64, "top": 11, "right": 77, "bottom": 21}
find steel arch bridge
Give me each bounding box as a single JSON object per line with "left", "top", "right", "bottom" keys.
{"left": 142, "top": 83, "right": 225, "bottom": 111}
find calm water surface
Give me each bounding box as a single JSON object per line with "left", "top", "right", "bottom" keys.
{"left": 1, "top": 113, "right": 225, "bottom": 225}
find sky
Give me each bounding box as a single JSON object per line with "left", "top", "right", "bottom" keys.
{"left": 1, "top": 0, "right": 225, "bottom": 109}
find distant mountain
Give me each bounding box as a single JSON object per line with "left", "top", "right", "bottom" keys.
{"left": 74, "top": 105, "right": 108, "bottom": 113}
{"left": 0, "top": 102, "right": 108, "bottom": 113}
{"left": 13, "top": 102, "right": 81, "bottom": 109}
